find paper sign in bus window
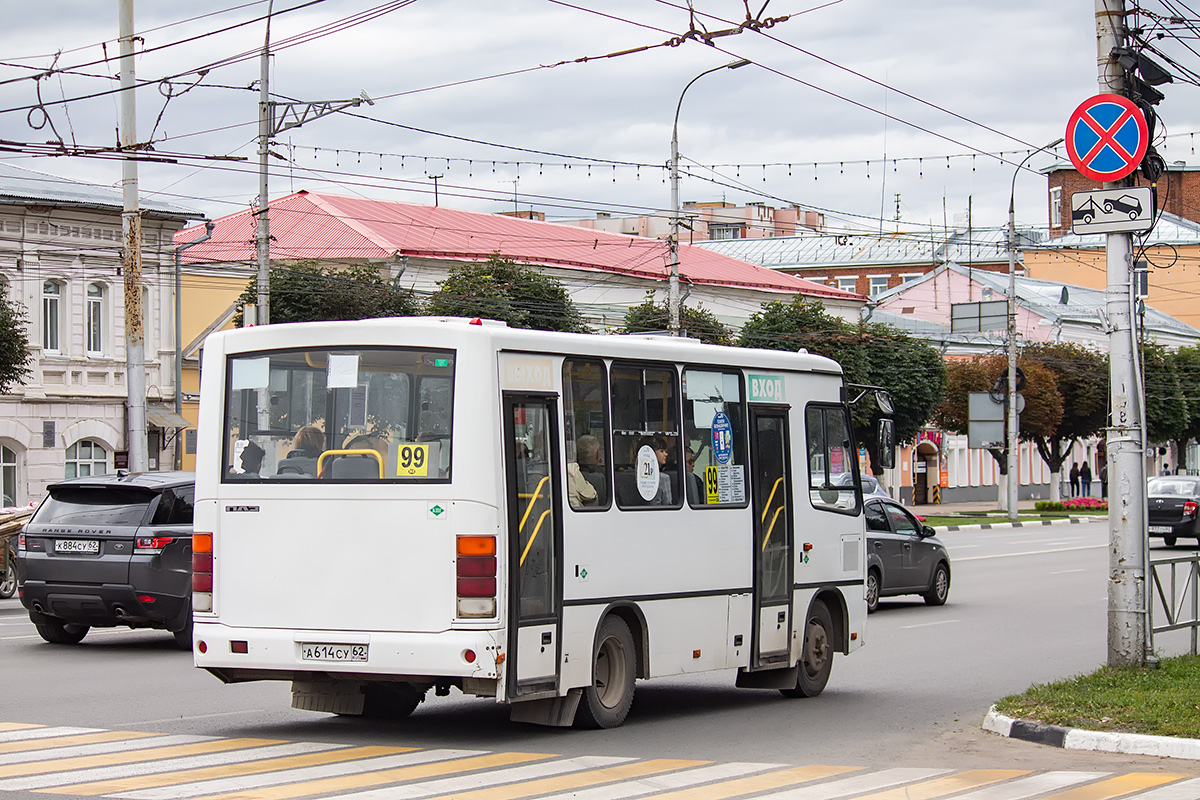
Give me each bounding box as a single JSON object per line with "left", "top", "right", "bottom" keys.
{"left": 231, "top": 357, "right": 270, "bottom": 391}
{"left": 711, "top": 411, "right": 733, "bottom": 465}
{"left": 327, "top": 354, "right": 360, "bottom": 389}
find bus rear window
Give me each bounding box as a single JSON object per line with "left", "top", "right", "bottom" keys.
{"left": 222, "top": 347, "right": 455, "bottom": 482}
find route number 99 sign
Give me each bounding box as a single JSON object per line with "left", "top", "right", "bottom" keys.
{"left": 397, "top": 444, "right": 429, "bottom": 477}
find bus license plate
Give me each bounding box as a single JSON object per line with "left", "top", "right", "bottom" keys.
{"left": 300, "top": 643, "right": 368, "bottom": 662}
{"left": 1150, "top": 526, "right": 1174, "bottom": 534}
{"left": 55, "top": 539, "right": 99, "bottom": 554}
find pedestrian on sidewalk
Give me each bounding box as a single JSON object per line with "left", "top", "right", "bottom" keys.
{"left": 1080, "top": 461, "right": 1092, "bottom": 497}
{"left": 1099, "top": 463, "right": 1108, "bottom": 498}
{"left": 1069, "top": 462, "right": 1080, "bottom": 497}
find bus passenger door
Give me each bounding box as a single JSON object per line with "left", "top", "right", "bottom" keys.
{"left": 750, "top": 408, "right": 793, "bottom": 669}
{"left": 503, "top": 395, "right": 562, "bottom": 699}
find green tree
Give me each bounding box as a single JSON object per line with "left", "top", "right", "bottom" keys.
{"left": 1167, "top": 345, "right": 1200, "bottom": 470}
{"left": 0, "top": 286, "right": 31, "bottom": 394}
{"left": 1144, "top": 342, "right": 1189, "bottom": 463}
{"left": 737, "top": 296, "right": 946, "bottom": 475}
{"left": 236, "top": 262, "right": 419, "bottom": 325}
{"left": 935, "top": 355, "right": 1063, "bottom": 479}
{"left": 1023, "top": 343, "right": 1109, "bottom": 499}
{"left": 426, "top": 254, "right": 587, "bottom": 332}
{"left": 621, "top": 294, "right": 732, "bottom": 345}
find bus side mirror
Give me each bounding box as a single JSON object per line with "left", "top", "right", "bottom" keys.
{"left": 877, "top": 419, "right": 896, "bottom": 470}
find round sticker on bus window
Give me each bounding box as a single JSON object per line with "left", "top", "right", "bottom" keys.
{"left": 636, "top": 445, "right": 660, "bottom": 501}
{"left": 711, "top": 411, "right": 733, "bottom": 465}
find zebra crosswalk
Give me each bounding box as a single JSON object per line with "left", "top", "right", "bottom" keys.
{"left": 0, "top": 722, "right": 1193, "bottom": 800}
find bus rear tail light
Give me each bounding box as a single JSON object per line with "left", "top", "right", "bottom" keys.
{"left": 457, "top": 535, "right": 496, "bottom": 617}
{"left": 193, "top": 533, "right": 213, "bottom": 612}
{"left": 1186, "top": 501, "right": 1198, "bottom": 518}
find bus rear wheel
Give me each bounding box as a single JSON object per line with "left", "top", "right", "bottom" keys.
{"left": 361, "top": 682, "right": 424, "bottom": 719}
{"left": 577, "top": 616, "right": 635, "bottom": 729}
{"left": 781, "top": 601, "right": 832, "bottom": 698}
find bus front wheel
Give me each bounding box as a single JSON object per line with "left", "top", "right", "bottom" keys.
{"left": 781, "top": 601, "right": 832, "bottom": 698}
{"left": 577, "top": 616, "right": 636, "bottom": 728}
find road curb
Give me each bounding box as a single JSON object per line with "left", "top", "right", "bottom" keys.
{"left": 933, "top": 518, "right": 1084, "bottom": 533}
{"left": 984, "top": 705, "right": 1200, "bottom": 761}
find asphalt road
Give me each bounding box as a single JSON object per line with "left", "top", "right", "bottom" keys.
{"left": 0, "top": 519, "right": 1196, "bottom": 780}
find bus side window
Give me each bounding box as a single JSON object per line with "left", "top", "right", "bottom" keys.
{"left": 682, "top": 368, "right": 747, "bottom": 507}
{"left": 563, "top": 358, "right": 610, "bottom": 510}
{"left": 610, "top": 362, "right": 681, "bottom": 510}
{"left": 806, "top": 404, "right": 859, "bottom": 515}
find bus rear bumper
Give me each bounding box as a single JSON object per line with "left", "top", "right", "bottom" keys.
{"left": 192, "top": 621, "right": 505, "bottom": 682}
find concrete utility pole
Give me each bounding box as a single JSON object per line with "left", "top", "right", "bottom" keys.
{"left": 118, "top": 0, "right": 147, "bottom": 473}
{"left": 668, "top": 59, "right": 750, "bottom": 335}
{"left": 254, "top": 1, "right": 370, "bottom": 326}
{"left": 173, "top": 222, "right": 214, "bottom": 470}
{"left": 1096, "top": 0, "right": 1147, "bottom": 667}
{"left": 255, "top": 2, "right": 272, "bottom": 326}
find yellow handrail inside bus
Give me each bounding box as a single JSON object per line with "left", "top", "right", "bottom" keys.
{"left": 519, "top": 475, "right": 550, "bottom": 532}
{"left": 520, "top": 509, "right": 553, "bottom": 566}
{"left": 761, "top": 505, "right": 785, "bottom": 551}
{"left": 316, "top": 449, "right": 385, "bottom": 479}
{"left": 762, "top": 477, "right": 784, "bottom": 522}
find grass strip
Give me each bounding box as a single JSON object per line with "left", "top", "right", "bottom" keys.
{"left": 995, "top": 655, "right": 1200, "bottom": 738}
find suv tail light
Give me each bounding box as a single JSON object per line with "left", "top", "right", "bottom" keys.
{"left": 135, "top": 536, "right": 175, "bottom": 554}
{"left": 1185, "top": 501, "right": 1198, "bottom": 517}
{"left": 193, "top": 532, "right": 213, "bottom": 612}
{"left": 457, "top": 535, "right": 496, "bottom": 617}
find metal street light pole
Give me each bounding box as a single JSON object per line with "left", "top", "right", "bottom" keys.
{"left": 669, "top": 58, "right": 751, "bottom": 335}
{"left": 173, "top": 221, "right": 214, "bottom": 470}
{"left": 1006, "top": 136, "right": 1063, "bottom": 520}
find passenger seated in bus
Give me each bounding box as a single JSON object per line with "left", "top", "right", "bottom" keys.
{"left": 576, "top": 435, "right": 607, "bottom": 501}
{"left": 277, "top": 425, "right": 323, "bottom": 476}
{"left": 684, "top": 448, "right": 705, "bottom": 505}
{"left": 567, "top": 462, "right": 597, "bottom": 508}
{"left": 288, "top": 425, "right": 324, "bottom": 459}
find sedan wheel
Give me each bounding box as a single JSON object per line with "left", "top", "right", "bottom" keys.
{"left": 865, "top": 569, "right": 880, "bottom": 614}
{"left": 924, "top": 562, "right": 950, "bottom": 606}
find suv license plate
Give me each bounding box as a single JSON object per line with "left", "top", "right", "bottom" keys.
{"left": 54, "top": 539, "right": 100, "bottom": 554}
{"left": 1150, "top": 526, "right": 1174, "bottom": 534}
{"left": 300, "top": 643, "right": 368, "bottom": 662}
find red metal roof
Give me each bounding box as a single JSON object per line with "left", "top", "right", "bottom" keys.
{"left": 177, "top": 191, "right": 860, "bottom": 300}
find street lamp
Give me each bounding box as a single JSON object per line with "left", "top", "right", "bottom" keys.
{"left": 1006, "top": 136, "right": 1063, "bottom": 519}
{"left": 668, "top": 58, "right": 751, "bottom": 335}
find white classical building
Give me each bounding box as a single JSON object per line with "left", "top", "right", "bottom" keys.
{"left": 0, "top": 163, "right": 201, "bottom": 505}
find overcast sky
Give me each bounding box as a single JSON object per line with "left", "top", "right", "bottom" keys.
{"left": 0, "top": 1, "right": 1193, "bottom": 236}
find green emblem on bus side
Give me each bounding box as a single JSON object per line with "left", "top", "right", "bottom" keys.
{"left": 430, "top": 504, "right": 445, "bottom": 517}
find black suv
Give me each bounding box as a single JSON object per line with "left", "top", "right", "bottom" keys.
{"left": 18, "top": 472, "right": 195, "bottom": 649}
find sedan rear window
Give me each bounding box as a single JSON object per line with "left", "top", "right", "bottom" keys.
{"left": 34, "top": 487, "right": 157, "bottom": 526}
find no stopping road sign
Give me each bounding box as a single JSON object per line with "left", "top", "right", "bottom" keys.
{"left": 1065, "top": 94, "right": 1149, "bottom": 182}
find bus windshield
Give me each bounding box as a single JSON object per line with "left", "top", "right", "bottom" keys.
{"left": 222, "top": 346, "right": 455, "bottom": 482}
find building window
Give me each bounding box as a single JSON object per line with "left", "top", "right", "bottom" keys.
{"left": 709, "top": 225, "right": 744, "bottom": 240}
{"left": 0, "top": 445, "right": 17, "bottom": 506}
{"left": 836, "top": 277, "right": 857, "bottom": 293}
{"left": 42, "top": 280, "right": 61, "bottom": 353}
{"left": 86, "top": 283, "right": 104, "bottom": 355}
{"left": 901, "top": 274, "right": 921, "bottom": 284}
{"left": 869, "top": 276, "right": 891, "bottom": 297}
{"left": 65, "top": 440, "right": 109, "bottom": 479}
{"left": 1050, "top": 186, "right": 1063, "bottom": 228}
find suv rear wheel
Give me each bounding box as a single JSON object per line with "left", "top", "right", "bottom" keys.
{"left": 35, "top": 618, "right": 89, "bottom": 645}
{"left": 172, "top": 611, "right": 193, "bottom": 651}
